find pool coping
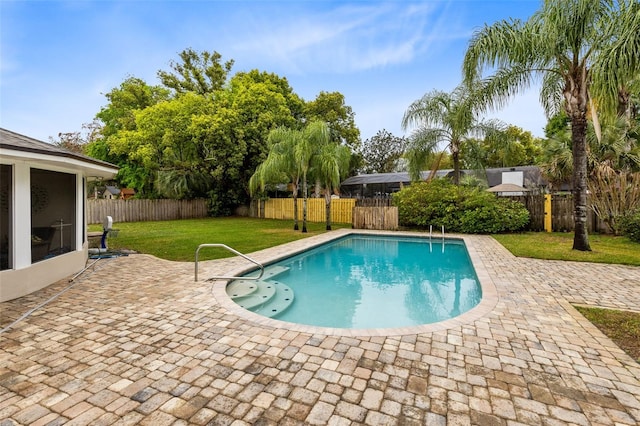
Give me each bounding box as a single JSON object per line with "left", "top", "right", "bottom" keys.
{"left": 210, "top": 229, "right": 499, "bottom": 337}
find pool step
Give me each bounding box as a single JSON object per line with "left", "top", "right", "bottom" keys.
{"left": 226, "top": 279, "right": 294, "bottom": 318}
{"left": 246, "top": 265, "right": 290, "bottom": 280}
{"left": 226, "top": 279, "right": 260, "bottom": 299}
{"left": 251, "top": 281, "right": 294, "bottom": 317}
{"left": 226, "top": 264, "right": 289, "bottom": 298}
{"left": 229, "top": 280, "right": 276, "bottom": 309}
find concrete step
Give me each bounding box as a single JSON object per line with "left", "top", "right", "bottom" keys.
{"left": 226, "top": 278, "right": 294, "bottom": 318}
{"left": 252, "top": 281, "right": 295, "bottom": 318}
{"left": 226, "top": 279, "right": 260, "bottom": 299}
{"left": 246, "top": 265, "right": 290, "bottom": 280}
{"left": 229, "top": 280, "right": 276, "bottom": 309}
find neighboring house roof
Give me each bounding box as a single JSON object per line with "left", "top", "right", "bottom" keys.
{"left": 341, "top": 169, "right": 459, "bottom": 186}
{"left": 342, "top": 166, "right": 549, "bottom": 189}
{"left": 0, "top": 128, "right": 118, "bottom": 178}
{"left": 104, "top": 186, "right": 121, "bottom": 196}
{"left": 120, "top": 188, "right": 135, "bottom": 196}
{"left": 486, "top": 183, "right": 529, "bottom": 193}
{"left": 484, "top": 165, "right": 546, "bottom": 188}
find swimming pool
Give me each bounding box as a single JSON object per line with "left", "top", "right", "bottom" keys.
{"left": 227, "top": 234, "right": 482, "bottom": 329}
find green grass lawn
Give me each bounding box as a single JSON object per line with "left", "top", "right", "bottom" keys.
{"left": 492, "top": 232, "right": 640, "bottom": 266}
{"left": 89, "top": 217, "right": 351, "bottom": 261}
{"left": 574, "top": 306, "right": 640, "bottom": 363}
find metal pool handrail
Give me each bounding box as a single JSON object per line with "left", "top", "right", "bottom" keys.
{"left": 429, "top": 225, "right": 445, "bottom": 242}
{"left": 195, "top": 243, "right": 264, "bottom": 282}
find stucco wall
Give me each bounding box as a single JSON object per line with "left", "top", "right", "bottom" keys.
{"left": 0, "top": 245, "right": 88, "bottom": 302}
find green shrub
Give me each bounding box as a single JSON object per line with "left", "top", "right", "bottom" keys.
{"left": 619, "top": 209, "right": 640, "bottom": 243}
{"left": 392, "top": 178, "right": 530, "bottom": 233}
{"left": 459, "top": 198, "right": 531, "bottom": 233}
{"left": 392, "top": 179, "right": 460, "bottom": 229}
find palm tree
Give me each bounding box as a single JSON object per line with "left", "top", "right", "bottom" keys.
{"left": 463, "top": 0, "right": 640, "bottom": 251}
{"left": 401, "top": 85, "right": 505, "bottom": 184}
{"left": 588, "top": 116, "right": 640, "bottom": 172}
{"left": 249, "top": 127, "right": 304, "bottom": 230}
{"left": 300, "top": 120, "right": 331, "bottom": 232}
{"left": 313, "top": 142, "right": 351, "bottom": 230}
{"left": 250, "top": 120, "right": 335, "bottom": 233}
{"left": 539, "top": 130, "right": 574, "bottom": 190}
{"left": 541, "top": 116, "right": 640, "bottom": 185}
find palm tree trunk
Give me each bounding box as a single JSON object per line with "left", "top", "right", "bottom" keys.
{"left": 302, "top": 176, "right": 308, "bottom": 233}
{"left": 292, "top": 194, "right": 299, "bottom": 230}
{"left": 451, "top": 144, "right": 461, "bottom": 185}
{"left": 325, "top": 192, "right": 332, "bottom": 230}
{"left": 571, "top": 114, "right": 591, "bottom": 251}
{"left": 292, "top": 183, "right": 299, "bottom": 230}
{"left": 618, "top": 87, "right": 631, "bottom": 125}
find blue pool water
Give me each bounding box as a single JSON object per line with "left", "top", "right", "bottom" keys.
{"left": 236, "top": 235, "right": 482, "bottom": 329}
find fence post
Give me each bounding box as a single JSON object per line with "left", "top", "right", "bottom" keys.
{"left": 544, "top": 194, "right": 552, "bottom": 232}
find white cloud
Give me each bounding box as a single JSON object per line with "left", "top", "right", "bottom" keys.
{"left": 0, "top": 0, "right": 548, "bottom": 143}
{"left": 231, "top": 2, "right": 457, "bottom": 74}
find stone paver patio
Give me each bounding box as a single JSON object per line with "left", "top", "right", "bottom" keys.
{"left": 1, "top": 229, "right": 639, "bottom": 425}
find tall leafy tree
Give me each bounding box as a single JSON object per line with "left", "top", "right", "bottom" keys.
{"left": 96, "top": 77, "right": 170, "bottom": 137}
{"left": 88, "top": 65, "right": 306, "bottom": 214}
{"left": 401, "top": 85, "right": 505, "bottom": 183}
{"left": 157, "top": 48, "right": 234, "bottom": 95}
{"left": 305, "top": 91, "right": 360, "bottom": 151}
{"left": 105, "top": 93, "right": 215, "bottom": 197}
{"left": 87, "top": 77, "right": 170, "bottom": 190}
{"left": 463, "top": 0, "right": 640, "bottom": 251}
{"left": 305, "top": 91, "right": 362, "bottom": 174}
{"left": 189, "top": 108, "right": 247, "bottom": 214}
{"left": 226, "top": 70, "right": 305, "bottom": 188}
{"left": 359, "top": 129, "right": 406, "bottom": 174}
{"left": 461, "top": 126, "right": 542, "bottom": 169}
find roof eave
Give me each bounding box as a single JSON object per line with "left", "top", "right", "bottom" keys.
{"left": 0, "top": 147, "right": 119, "bottom": 179}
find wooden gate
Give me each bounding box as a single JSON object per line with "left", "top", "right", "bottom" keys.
{"left": 352, "top": 207, "right": 398, "bottom": 230}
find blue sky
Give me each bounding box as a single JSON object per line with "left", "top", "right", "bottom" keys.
{"left": 1, "top": 0, "right": 546, "bottom": 144}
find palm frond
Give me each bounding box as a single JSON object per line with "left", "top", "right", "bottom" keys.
{"left": 403, "top": 127, "right": 445, "bottom": 181}
{"left": 463, "top": 18, "right": 544, "bottom": 84}
{"left": 590, "top": 0, "right": 640, "bottom": 116}
{"left": 540, "top": 72, "right": 565, "bottom": 118}
{"left": 474, "top": 66, "right": 538, "bottom": 113}
{"left": 402, "top": 90, "right": 451, "bottom": 130}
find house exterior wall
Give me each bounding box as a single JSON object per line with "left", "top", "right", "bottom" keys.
{"left": 0, "top": 134, "right": 117, "bottom": 302}
{"left": 0, "top": 250, "right": 86, "bottom": 301}
{"left": 501, "top": 171, "right": 524, "bottom": 186}
{"left": 0, "top": 160, "right": 89, "bottom": 302}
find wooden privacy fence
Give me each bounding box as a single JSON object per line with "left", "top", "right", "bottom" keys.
{"left": 257, "top": 194, "right": 607, "bottom": 233}
{"left": 87, "top": 199, "right": 208, "bottom": 224}
{"left": 89, "top": 194, "right": 608, "bottom": 232}
{"left": 506, "top": 194, "right": 606, "bottom": 233}
{"left": 506, "top": 195, "right": 545, "bottom": 231}
{"left": 253, "top": 198, "right": 398, "bottom": 230}
{"left": 255, "top": 198, "right": 355, "bottom": 224}
{"left": 550, "top": 194, "right": 606, "bottom": 232}
{"left": 352, "top": 207, "right": 398, "bottom": 230}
